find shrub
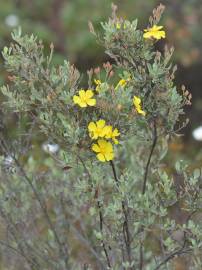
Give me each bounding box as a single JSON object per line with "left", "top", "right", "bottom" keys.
{"left": 0, "top": 4, "right": 201, "bottom": 270}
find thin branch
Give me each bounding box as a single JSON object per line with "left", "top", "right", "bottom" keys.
{"left": 0, "top": 240, "right": 35, "bottom": 269}
{"left": 110, "top": 160, "right": 119, "bottom": 186}
{"left": 0, "top": 138, "right": 69, "bottom": 269}
{"left": 139, "top": 120, "right": 158, "bottom": 270}
{"left": 142, "top": 120, "right": 157, "bottom": 195}
{"left": 0, "top": 209, "right": 39, "bottom": 270}
{"left": 17, "top": 159, "right": 69, "bottom": 267}
{"left": 69, "top": 217, "right": 106, "bottom": 269}
{"left": 76, "top": 157, "right": 111, "bottom": 269}
{"left": 110, "top": 161, "right": 133, "bottom": 268}
{"left": 122, "top": 202, "right": 132, "bottom": 264}
{"left": 60, "top": 196, "right": 105, "bottom": 269}
{"left": 153, "top": 247, "right": 192, "bottom": 270}
{"left": 139, "top": 244, "right": 143, "bottom": 270}
{"left": 97, "top": 201, "right": 111, "bottom": 268}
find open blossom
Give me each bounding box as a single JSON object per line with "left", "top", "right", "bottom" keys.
{"left": 88, "top": 119, "right": 109, "bottom": 139}
{"left": 143, "top": 25, "right": 165, "bottom": 40}
{"left": 115, "top": 79, "right": 127, "bottom": 89}
{"left": 133, "top": 96, "right": 146, "bottom": 116}
{"left": 105, "top": 126, "right": 120, "bottom": 144}
{"left": 92, "top": 139, "right": 114, "bottom": 162}
{"left": 115, "top": 77, "right": 131, "bottom": 90}
{"left": 73, "top": 90, "right": 96, "bottom": 108}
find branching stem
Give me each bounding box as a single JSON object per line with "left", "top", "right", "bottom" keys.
{"left": 0, "top": 138, "right": 69, "bottom": 270}
{"left": 97, "top": 201, "right": 111, "bottom": 268}
{"left": 139, "top": 120, "right": 158, "bottom": 270}
{"left": 142, "top": 120, "right": 157, "bottom": 195}
{"left": 110, "top": 161, "right": 132, "bottom": 268}
{"left": 153, "top": 247, "right": 191, "bottom": 270}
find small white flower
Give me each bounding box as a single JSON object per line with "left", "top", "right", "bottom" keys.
{"left": 5, "top": 14, "right": 19, "bottom": 27}
{"left": 42, "top": 142, "right": 59, "bottom": 154}
{"left": 3, "top": 156, "right": 14, "bottom": 166}
{"left": 2, "top": 155, "right": 16, "bottom": 173}
{"left": 192, "top": 126, "right": 202, "bottom": 141}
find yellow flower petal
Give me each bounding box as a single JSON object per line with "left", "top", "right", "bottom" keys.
{"left": 113, "top": 128, "right": 120, "bottom": 137}
{"left": 87, "top": 98, "right": 96, "bottom": 106}
{"left": 97, "top": 153, "right": 106, "bottom": 162}
{"left": 88, "top": 122, "right": 96, "bottom": 132}
{"left": 143, "top": 32, "right": 152, "bottom": 39}
{"left": 115, "top": 79, "right": 127, "bottom": 90}
{"left": 94, "top": 79, "right": 101, "bottom": 85}
{"left": 73, "top": 89, "right": 96, "bottom": 108}
{"left": 97, "top": 139, "right": 106, "bottom": 148}
{"left": 105, "top": 152, "right": 114, "bottom": 161}
{"left": 79, "top": 90, "right": 86, "bottom": 98}
{"left": 119, "top": 79, "right": 127, "bottom": 87}
{"left": 143, "top": 25, "right": 166, "bottom": 40}
{"left": 154, "top": 25, "right": 163, "bottom": 31}
{"left": 113, "top": 138, "right": 119, "bottom": 144}
{"left": 85, "top": 90, "right": 94, "bottom": 99}
{"left": 79, "top": 101, "right": 87, "bottom": 107}
{"left": 116, "top": 23, "right": 121, "bottom": 29}
{"left": 133, "top": 96, "right": 146, "bottom": 116}
{"left": 92, "top": 144, "right": 100, "bottom": 153}
{"left": 104, "top": 126, "right": 112, "bottom": 138}
{"left": 92, "top": 139, "right": 114, "bottom": 162}
{"left": 73, "top": 95, "right": 80, "bottom": 104}
{"left": 105, "top": 142, "right": 113, "bottom": 152}
{"left": 137, "top": 109, "right": 146, "bottom": 116}
{"left": 133, "top": 96, "right": 141, "bottom": 106}
{"left": 97, "top": 119, "right": 106, "bottom": 129}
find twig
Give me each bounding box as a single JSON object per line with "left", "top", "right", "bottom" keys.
{"left": 0, "top": 208, "right": 39, "bottom": 269}
{"left": 139, "top": 244, "right": 143, "bottom": 270}
{"left": 17, "top": 159, "right": 69, "bottom": 267}
{"left": 122, "top": 202, "right": 132, "bottom": 264}
{"left": 60, "top": 195, "right": 105, "bottom": 269}
{"left": 76, "top": 156, "right": 111, "bottom": 269}
{"left": 110, "top": 160, "right": 119, "bottom": 186}
{"left": 153, "top": 247, "right": 191, "bottom": 270}
{"left": 142, "top": 120, "right": 157, "bottom": 194}
{"left": 139, "top": 120, "right": 158, "bottom": 270}
{"left": 0, "top": 240, "right": 35, "bottom": 269}
{"left": 97, "top": 201, "right": 111, "bottom": 268}
{"left": 110, "top": 161, "right": 132, "bottom": 268}
{"left": 0, "top": 138, "right": 69, "bottom": 269}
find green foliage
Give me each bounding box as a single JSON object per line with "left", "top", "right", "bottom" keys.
{"left": 0, "top": 4, "right": 201, "bottom": 270}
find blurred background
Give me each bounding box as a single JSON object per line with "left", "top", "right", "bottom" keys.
{"left": 0, "top": 0, "right": 202, "bottom": 164}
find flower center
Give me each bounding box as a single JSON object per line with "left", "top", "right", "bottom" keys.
{"left": 99, "top": 146, "right": 106, "bottom": 155}
{"left": 81, "top": 96, "right": 88, "bottom": 102}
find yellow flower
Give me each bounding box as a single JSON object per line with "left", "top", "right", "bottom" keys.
{"left": 105, "top": 126, "right": 120, "bottom": 144}
{"left": 94, "top": 79, "right": 101, "bottom": 85}
{"left": 133, "top": 96, "right": 146, "bottom": 116}
{"left": 116, "top": 22, "right": 126, "bottom": 30}
{"left": 88, "top": 119, "right": 109, "bottom": 139}
{"left": 73, "top": 90, "right": 96, "bottom": 108}
{"left": 94, "top": 79, "right": 102, "bottom": 92}
{"left": 115, "top": 79, "right": 127, "bottom": 90}
{"left": 116, "top": 23, "right": 121, "bottom": 29}
{"left": 92, "top": 139, "right": 114, "bottom": 162}
{"left": 143, "top": 25, "right": 166, "bottom": 40}
{"left": 115, "top": 77, "right": 131, "bottom": 90}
